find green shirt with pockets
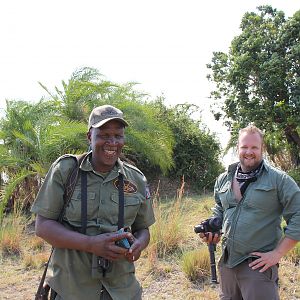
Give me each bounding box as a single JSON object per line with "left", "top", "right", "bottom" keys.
{"left": 213, "top": 159, "right": 300, "bottom": 268}
{"left": 31, "top": 152, "right": 155, "bottom": 300}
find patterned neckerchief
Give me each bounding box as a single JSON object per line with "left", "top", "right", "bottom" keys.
{"left": 235, "top": 161, "right": 263, "bottom": 195}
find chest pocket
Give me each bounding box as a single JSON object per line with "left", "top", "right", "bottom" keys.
{"left": 217, "top": 183, "right": 236, "bottom": 210}
{"left": 110, "top": 193, "right": 141, "bottom": 226}
{"left": 246, "top": 184, "right": 278, "bottom": 211}
{"left": 65, "top": 189, "right": 96, "bottom": 221}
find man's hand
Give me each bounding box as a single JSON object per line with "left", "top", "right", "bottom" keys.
{"left": 89, "top": 231, "right": 131, "bottom": 260}
{"left": 250, "top": 237, "right": 298, "bottom": 272}
{"left": 249, "top": 250, "right": 281, "bottom": 272}
{"left": 199, "top": 232, "right": 221, "bottom": 244}
{"left": 124, "top": 236, "right": 142, "bottom": 262}
{"left": 124, "top": 228, "right": 150, "bottom": 262}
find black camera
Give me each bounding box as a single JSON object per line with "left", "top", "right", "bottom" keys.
{"left": 194, "top": 216, "right": 222, "bottom": 234}
{"left": 194, "top": 216, "right": 222, "bottom": 284}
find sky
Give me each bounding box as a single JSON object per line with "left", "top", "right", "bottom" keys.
{"left": 0, "top": 0, "right": 299, "bottom": 164}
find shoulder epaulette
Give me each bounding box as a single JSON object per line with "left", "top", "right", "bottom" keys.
{"left": 123, "top": 161, "right": 145, "bottom": 177}
{"left": 54, "top": 153, "right": 88, "bottom": 166}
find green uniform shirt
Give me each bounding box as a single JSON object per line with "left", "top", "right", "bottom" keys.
{"left": 31, "top": 152, "right": 155, "bottom": 300}
{"left": 213, "top": 159, "right": 300, "bottom": 268}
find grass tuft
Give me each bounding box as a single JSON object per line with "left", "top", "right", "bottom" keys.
{"left": 182, "top": 247, "right": 210, "bottom": 282}
{"left": 28, "top": 236, "right": 45, "bottom": 251}
{"left": 286, "top": 242, "right": 300, "bottom": 265}
{"left": 0, "top": 215, "right": 25, "bottom": 257}
{"left": 22, "top": 252, "right": 49, "bottom": 269}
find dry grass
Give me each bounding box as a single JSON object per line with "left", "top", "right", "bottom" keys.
{"left": 0, "top": 192, "right": 299, "bottom": 299}
{"left": 181, "top": 247, "right": 210, "bottom": 282}
{"left": 0, "top": 214, "right": 25, "bottom": 256}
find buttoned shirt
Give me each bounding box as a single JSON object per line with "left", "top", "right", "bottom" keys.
{"left": 31, "top": 152, "right": 155, "bottom": 300}
{"left": 213, "top": 160, "right": 300, "bottom": 268}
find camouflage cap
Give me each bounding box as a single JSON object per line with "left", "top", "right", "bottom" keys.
{"left": 88, "top": 105, "right": 128, "bottom": 130}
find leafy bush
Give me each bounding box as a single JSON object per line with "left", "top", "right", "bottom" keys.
{"left": 149, "top": 99, "right": 224, "bottom": 191}
{"left": 288, "top": 168, "right": 300, "bottom": 187}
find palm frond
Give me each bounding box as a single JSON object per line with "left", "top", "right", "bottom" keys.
{"left": 0, "top": 169, "right": 36, "bottom": 223}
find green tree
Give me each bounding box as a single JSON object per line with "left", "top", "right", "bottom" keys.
{"left": 207, "top": 6, "right": 300, "bottom": 167}
{"left": 152, "top": 99, "right": 224, "bottom": 191}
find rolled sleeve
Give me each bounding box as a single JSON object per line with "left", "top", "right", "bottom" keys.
{"left": 279, "top": 174, "right": 300, "bottom": 241}
{"left": 131, "top": 179, "right": 155, "bottom": 233}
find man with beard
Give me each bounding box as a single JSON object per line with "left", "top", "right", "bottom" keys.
{"left": 199, "top": 125, "right": 300, "bottom": 300}
{"left": 31, "top": 105, "right": 155, "bottom": 300}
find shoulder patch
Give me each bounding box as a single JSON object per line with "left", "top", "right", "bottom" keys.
{"left": 114, "top": 179, "right": 138, "bottom": 194}
{"left": 145, "top": 185, "right": 151, "bottom": 200}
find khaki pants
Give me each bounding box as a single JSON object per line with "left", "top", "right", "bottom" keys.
{"left": 219, "top": 259, "right": 279, "bottom": 300}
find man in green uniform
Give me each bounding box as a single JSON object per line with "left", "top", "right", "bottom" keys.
{"left": 199, "top": 125, "right": 300, "bottom": 300}
{"left": 31, "top": 105, "right": 155, "bottom": 300}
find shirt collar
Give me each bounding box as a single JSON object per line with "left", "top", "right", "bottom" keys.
{"left": 80, "top": 151, "right": 127, "bottom": 178}
{"left": 227, "top": 159, "right": 269, "bottom": 175}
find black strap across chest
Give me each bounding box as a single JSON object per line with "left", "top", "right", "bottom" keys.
{"left": 81, "top": 171, "right": 88, "bottom": 234}
{"left": 80, "top": 172, "right": 124, "bottom": 234}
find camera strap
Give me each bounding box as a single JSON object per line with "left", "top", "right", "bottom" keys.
{"left": 81, "top": 171, "right": 87, "bottom": 234}
{"left": 80, "top": 171, "right": 125, "bottom": 278}
{"left": 117, "top": 173, "right": 124, "bottom": 230}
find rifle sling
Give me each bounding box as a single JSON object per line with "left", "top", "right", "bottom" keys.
{"left": 35, "top": 153, "right": 86, "bottom": 299}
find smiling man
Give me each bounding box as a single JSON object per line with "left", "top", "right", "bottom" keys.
{"left": 31, "top": 105, "right": 155, "bottom": 300}
{"left": 198, "top": 125, "right": 300, "bottom": 300}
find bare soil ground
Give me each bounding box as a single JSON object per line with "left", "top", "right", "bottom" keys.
{"left": 1, "top": 252, "right": 299, "bottom": 300}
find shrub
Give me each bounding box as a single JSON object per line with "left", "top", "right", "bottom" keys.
{"left": 150, "top": 99, "right": 224, "bottom": 191}
{"left": 288, "top": 168, "right": 300, "bottom": 186}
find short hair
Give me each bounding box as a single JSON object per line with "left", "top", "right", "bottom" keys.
{"left": 238, "top": 125, "right": 264, "bottom": 142}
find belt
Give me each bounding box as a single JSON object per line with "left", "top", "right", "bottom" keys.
{"left": 247, "top": 256, "right": 259, "bottom": 263}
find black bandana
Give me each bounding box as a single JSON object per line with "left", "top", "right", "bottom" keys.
{"left": 235, "top": 161, "right": 263, "bottom": 195}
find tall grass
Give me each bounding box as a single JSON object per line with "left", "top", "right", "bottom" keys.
{"left": 145, "top": 178, "right": 215, "bottom": 284}
{"left": 0, "top": 213, "right": 25, "bottom": 256}
{"left": 148, "top": 178, "right": 187, "bottom": 259}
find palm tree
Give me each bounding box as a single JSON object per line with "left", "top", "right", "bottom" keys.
{"left": 0, "top": 99, "right": 87, "bottom": 222}
{"left": 40, "top": 66, "right": 175, "bottom": 172}
{"left": 0, "top": 67, "right": 175, "bottom": 220}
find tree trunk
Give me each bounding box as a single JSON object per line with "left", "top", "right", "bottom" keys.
{"left": 284, "top": 125, "right": 300, "bottom": 167}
